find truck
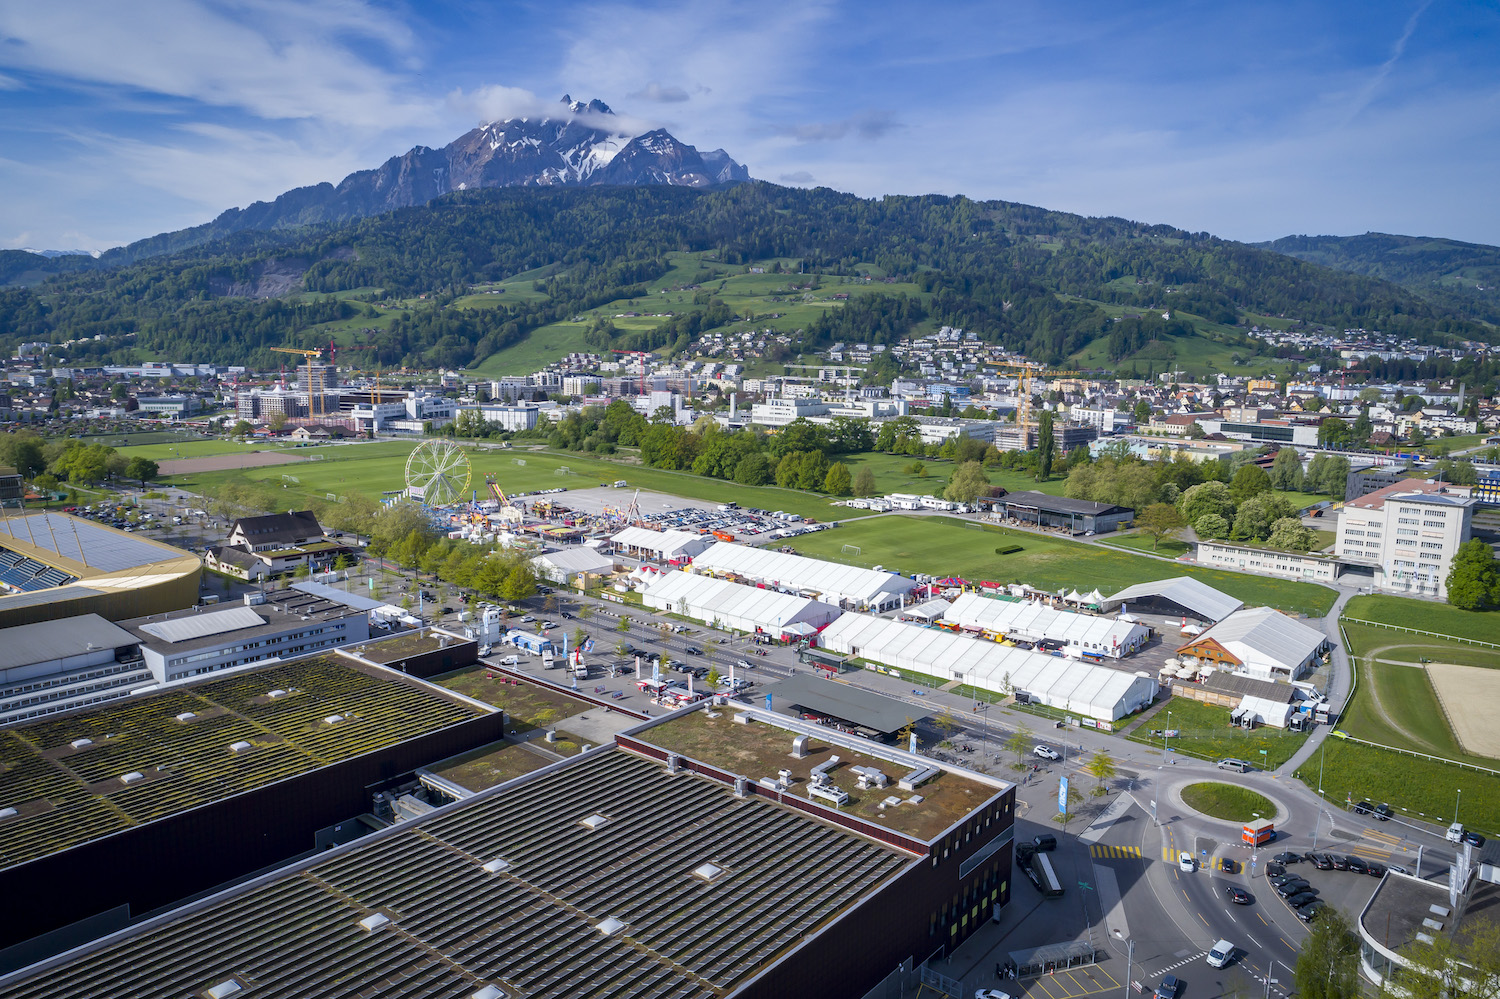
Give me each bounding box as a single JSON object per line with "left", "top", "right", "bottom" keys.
{"left": 1242, "top": 819, "right": 1275, "bottom": 847}
{"left": 1030, "top": 850, "right": 1064, "bottom": 898}
{"left": 508, "top": 630, "right": 555, "bottom": 658}
{"left": 571, "top": 657, "right": 588, "bottom": 679}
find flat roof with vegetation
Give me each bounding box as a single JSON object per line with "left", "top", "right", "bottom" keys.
{"left": 0, "top": 748, "right": 911, "bottom": 999}
{"left": 0, "top": 655, "right": 486, "bottom": 868}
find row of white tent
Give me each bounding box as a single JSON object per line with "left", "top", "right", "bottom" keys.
{"left": 817, "top": 614, "right": 1157, "bottom": 722}
{"left": 690, "top": 541, "right": 913, "bottom": 611}
{"left": 940, "top": 592, "right": 1150, "bottom": 658}
{"left": 638, "top": 570, "right": 843, "bottom": 637}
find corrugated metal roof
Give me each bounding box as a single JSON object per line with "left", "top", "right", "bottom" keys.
{"left": 1102, "top": 576, "right": 1242, "bottom": 622}
{"left": 138, "top": 605, "right": 267, "bottom": 644}
{"left": 691, "top": 542, "right": 910, "bottom": 606}
{"left": 1192, "top": 607, "right": 1325, "bottom": 673}
{"left": 289, "top": 580, "right": 387, "bottom": 612}
{"left": 943, "top": 592, "right": 1148, "bottom": 652}
{"left": 0, "top": 614, "right": 138, "bottom": 670}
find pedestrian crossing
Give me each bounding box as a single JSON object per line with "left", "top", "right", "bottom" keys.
{"left": 1089, "top": 845, "right": 1143, "bottom": 859}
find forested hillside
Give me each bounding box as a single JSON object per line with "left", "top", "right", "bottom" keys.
{"left": 3, "top": 183, "right": 1494, "bottom": 372}
{"left": 1261, "top": 232, "right": 1500, "bottom": 324}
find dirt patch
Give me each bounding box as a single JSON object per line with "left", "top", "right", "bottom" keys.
{"left": 1426, "top": 662, "right": 1500, "bottom": 759}
{"left": 159, "top": 451, "right": 308, "bottom": 475}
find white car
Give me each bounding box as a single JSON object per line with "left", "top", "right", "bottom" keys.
{"left": 1179, "top": 852, "right": 1195, "bottom": 872}
{"left": 737, "top": 659, "right": 755, "bottom": 671}
{"left": 1033, "top": 745, "right": 1061, "bottom": 761}
{"left": 976, "top": 991, "right": 1013, "bottom": 999}
{"left": 498, "top": 655, "right": 519, "bottom": 666}
{"left": 719, "top": 676, "right": 751, "bottom": 691}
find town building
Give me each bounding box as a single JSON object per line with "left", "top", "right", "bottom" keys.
{"left": 1336, "top": 479, "right": 1475, "bottom": 600}
{"left": 0, "top": 614, "right": 148, "bottom": 725}
{"left": 1194, "top": 540, "right": 1343, "bottom": 584}
{"left": 982, "top": 491, "right": 1134, "bottom": 535}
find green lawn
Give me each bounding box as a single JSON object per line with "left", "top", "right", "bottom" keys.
{"left": 1272, "top": 489, "right": 1335, "bottom": 512}
{"left": 1180, "top": 782, "right": 1277, "bottom": 822}
{"left": 1098, "top": 532, "right": 1193, "bottom": 558}
{"left": 790, "top": 516, "right": 1338, "bottom": 615}
{"left": 117, "top": 440, "right": 282, "bottom": 460}
{"left": 838, "top": 452, "right": 1070, "bottom": 499}
{"left": 1343, "top": 594, "right": 1500, "bottom": 644}
{"left": 1293, "top": 738, "right": 1500, "bottom": 837}
{"left": 1338, "top": 623, "right": 1499, "bottom": 765}
{"left": 167, "top": 443, "right": 851, "bottom": 519}
{"left": 470, "top": 322, "right": 597, "bottom": 376}
{"left": 1126, "top": 698, "right": 1309, "bottom": 769}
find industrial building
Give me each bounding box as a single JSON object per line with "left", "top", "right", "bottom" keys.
{"left": 691, "top": 541, "right": 914, "bottom": 611}
{"left": 0, "top": 651, "right": 501, "bottom": 955}
{"left": 0, "top": 615, "right": 147, "bottom": 725}
{"left": 638, "top": 569, "right": 843, "bottom": 638}
{"left": 0, "top": 703, "right": 1016, "bottom": 999}
{"left": 982, "top": 491, "right": 1134, "bottom": 535}
{"left": 942, "top": 592, "right": 1150, "bottom": 658}
{"left": 819, "top": 614, "right": 1157, "bottom": 722}
{"left": 1176, "top": 607, "right": 1328, "bottom": 680}
{"left": 122, "top": 588, "right": 371, "bottom": 684}
{"left": 1100, "top": 576, "right": 1243, "bottom": 624}
{"left": 0, "top": 513, "right": 201, "bottom": 628}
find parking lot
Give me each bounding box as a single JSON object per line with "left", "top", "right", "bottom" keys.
{"left": 531, "top": 485, "right": 839, "bottom": 543}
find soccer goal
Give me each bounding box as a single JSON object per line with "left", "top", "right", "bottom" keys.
{"left": 841, "top": 544, "right": 861, "bottom": 556}
{"left": 513, "top": 458, "right": 527, "bottom": 466}
{"left": 309, "top": 453, "right": 326, "bottom": 461}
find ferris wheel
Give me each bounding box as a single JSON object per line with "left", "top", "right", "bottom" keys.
{"left": 404, "top": 440, "right": 472, "bottom": 507}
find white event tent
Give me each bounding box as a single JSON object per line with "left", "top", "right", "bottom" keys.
{"left": 690, "top": 542, "right": 913, "bottom": 611}
{"left": 942, "top": 592, "right": 1150, "bottom": 658}
{"left": 639, "top": 570, "right": 843, "bottom": 637}
{"left": 818, "top": 614, "right": 1156, "bottom": 722}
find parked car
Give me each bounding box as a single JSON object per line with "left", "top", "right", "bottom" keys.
{"left": 1033, "top": 745, "right": 1061, "bottom": 761}
{"left": 975, "top": 991, "right": 1013, "bottom": 999}
{"left": 1374, "top": 803, "right": 1394, "bottom": 821}
{"left": 1309, "top": 853, "right": 1335, "bottom": 870}
{"left": 1366, "top": 862, "right": 1388, "bottom": 878}
{"left": 736, "top": 659, "right": 755, "bottom": 671}
{"left": 1034, "top": 834, "right": 1058, "bottom": 852}
{"left": 1272, "top": 852, "right": 1301, "bottom": 865}
{"left": 1225, "top": 887, "right": 1253, "bottom": 905}
{"left": 1328, "top": 855, "right": 1350, "bottom": 870}
{"left": 1265, "top": 863, "right": 1286, "bottom": 878}
{"left": 1296, "top": 900, "right": 1327, "bottom": 922}
{"left": 1463, "top": 831, "right": 1487, "bottom": 848}
{"left": 1345, "top": 856, "right": 1369, "bottom": 875}
{"left": 1276, "top": 881, "right": 1311, "bottom": 898}
{"left": 1353, "top": 801, "right": 1373, "bottom": 815}
{"left": 1286, "top": 891, "right": 1319, "bottom": 909}
{"left": 684, "top": 645, "right": 703, "bottom": 656}
{"left": 1217, "top": 758, "right": 1251, "bottom": 772}
{"left": 1155, "top": 976, "right": 1181, "bottom": 999}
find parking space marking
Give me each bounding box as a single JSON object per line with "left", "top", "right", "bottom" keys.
{"left": 1091, "top": 845, "right": 1142, "bottom": 859}
{"left": 1020, "top": 965, "right": 1121, "bottom": 999}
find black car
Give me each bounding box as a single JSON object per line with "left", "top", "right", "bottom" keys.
{"left": 1273, "top": 852, "right": 1301, "bottom": 865}
{"left": 1374, "top": 803, "right": 1394, "bottom": 821}
{"left": 1462, "top": 831, "right": 1487, "bottom": 848}
{"left": 1353, "top": 800, "right": 1373, "bottom": 815}
{"left": 1276, "top": 880, "right": 1311, "bottom": 898}
{"left": 1310, "top": 853, "right": 1335, "bottom": 870}
{"left": 560, "top": 611, "right": 573, "bottom": 619}
{"left": 1286, "top": 891, "right": 1319, "bottom": 908}
{"left": 1345, "top": 856, "right": 1369, "bottom": 874}
{"left": 1226, "top": 887, "right": 1253, "bottom": 905}
{"left": 1155, "top": 976, "right": 1180, "bottom": 999}
{"left": 1296, "top": 900, "right": 1327, "bottom": 922}
{"left": 1265, "top": 862, "right": 1286, "bottom": 878}
{"left": 1271, "top": 873, "right": 1303, "bottom": 887}
{"left": 1329, "top": 855, "right": 1350, "bottom": 870}
{"left": 684, "top": 646, "right": 703, "bottom": 656}
{"left": 1366, "top": 862, "right": 1388, "bottom": 878}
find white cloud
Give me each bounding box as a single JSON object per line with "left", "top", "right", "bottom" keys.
{"left": 0, "top": 0, "right": 431, "bottom": 128}
{"left": 629, "top": 82, "right": 690, "bottom": 103}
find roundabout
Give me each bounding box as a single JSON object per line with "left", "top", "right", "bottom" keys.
{"left": 1178, "top": 781, "right": 1280, "bottom": 823}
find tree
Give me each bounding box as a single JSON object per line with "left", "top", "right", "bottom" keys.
{"left": 1292, "top": 908, "right": 1361, "bottom": 999}
{"left": 733, "top": 452, "right": 770, "bottom": 486}
{"left": 823, "top": 462, "right": 853, "bottom": 496}
{"left": 1132, "top": 399, "right": 1151, "bottom": 425}
{"left": 1179, "top": 480, "right": 1234, "bottom": 524}
{"left": 1194, "top": 512, "right": 1230, "bottom": 539}
{"left": 1231, "top": 494, "right": 1295, "bottom": 543}
{"left": 268, "top": 411, "right": 289, "bottom": 432}
{"left": 1136, "top": 503, "right": 1187, "bottom": 550}
{"left": 1004, "top": 725, "right": 1033, "bottom": 768}
{"left": 1447, "top": 539, "right": 1500, "bottom": 610}
{"left": 230, "top": 419, "right": 253, "bottom": 437}
{"left": 1396, "top": 918, "right": 1500, "bottom": 999}
{"left": 1304, "top": 454, "right": 1350, "bottom": 497}
{"left": 852, "top": 465, "right": 878, "bottom": 497}
{"left": 125, "top": 456, "right": 159, "bottom": 485}
{"left": 1269, "top": 448, "right": 1303, "bottom": 491}
{"left": 617, "top": 615, "right": 632, "bottom": 632}
{"left": 944, "top": 461, "right": 990, "bottom": 503}
{"left": 1229, "top": 463, "right": 1271, "bottom": 504}
{"left": 1035, "top": 410, "right": 1055, "bottom": 481}
{"left": 1084, "top": 750, "right": 1117, "bottom": 796}
{"left": 1267, "top": 517, "right": 1316, "bottom": 551}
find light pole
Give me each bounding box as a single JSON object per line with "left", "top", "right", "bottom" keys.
{"left": 1455, "top": 788, "right": 1462, "bottom": 825}
{"left": 1113, "top": 930, "right": 1133, "bottom": 999}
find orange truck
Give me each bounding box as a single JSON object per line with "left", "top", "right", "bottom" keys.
{"left": 1242, "top": 818, "right": 1275, "bottom": 846}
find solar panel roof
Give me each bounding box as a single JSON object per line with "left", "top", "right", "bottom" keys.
{"left": 0, "top": 514, "right": 182, "bottom": 573}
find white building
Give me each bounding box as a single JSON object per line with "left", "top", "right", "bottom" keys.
{"left": 1176, "top": 607, "right": 1328, "bottom": 681}
{"left": 531, "top": 548, "right": 615, "bottom": 586}
{"left": 610, "top": 527, "right": 713, "bottom": 562}
{"left": 473, "top": 404, "right": 540, "bottom": 432}
{"left": 1195, "top": 540, "right": 1343, "bottom": 584}
{"left": 639, "top": 570, "right": 843, "bottom": 637}
{"left": 818, "top": 614, "right": 1157, "bottom": 723}
{"left": 691, "top": 542, "right": 913, "bottom": 611}
{"left": 1336, "top": 478, "right": 1475, "bottom": 600}
{"left": 941, "top": 592, "right": 1150, "bottom": 659}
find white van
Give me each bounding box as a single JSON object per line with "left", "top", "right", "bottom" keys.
{"left": 1447, "top": 822, "right": 1465, "bottom": 844}
{"left": 1206, "top": 940, "right": 1234, "bottom": 969}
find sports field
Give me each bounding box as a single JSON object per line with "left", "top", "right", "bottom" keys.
{"left": 1429, "top": 664, "right": 1500, "bottom": 758}
{"left": 165, "top": 442, "right": 848, "bottom": 519}
{"left": 789, "top": 515, "right": 1338, "bottom": 615}
{"left": 117, "top": 439, "right": 287, "bottom": 461}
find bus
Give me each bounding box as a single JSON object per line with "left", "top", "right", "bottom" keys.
{"left": 1031, "top": 851, "right": 1064, "bottom": 898}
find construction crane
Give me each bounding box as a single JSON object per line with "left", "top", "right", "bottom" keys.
{"left": 269, "top": 346, "right": 327, "bottom": 418}
{"left": 612, "top": 350, "right": 652, "bottom": 396}
{"left": 993, "top": 361, "right": 1081, "bottom": 434}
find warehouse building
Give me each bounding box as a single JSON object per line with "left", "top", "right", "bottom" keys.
{"left": 609, "top": 526, "right": 713, "bottom": 562}
{"left": 819, "top": 614, "right": 1157, "bottom": 722}
{"left": 942, "top": 592, "right": 1150, "bottom": 658}
{"left": 0, "top": 615, "right": 148, "bottom": 725}
{"left": 0, "top": 652, "right": 502, "bottom": 957}
{"left": 691, "top": 541, "right": 913, "bottom": 611}
{"left": 1176, "top": 607, "right": 1327, "bottom": 680}
{"left": 639, "top": 570, "right": 843, "bottom": 638}
{"left": 0, "top": 704, "right": 1016, "bottom": 999}
{"left": 983, "top": 491, "right": 1134, "bottom": 535}
{"left": 0, "top": 513, "right": 201, "bottom": 628}
{"left": 1100, "top": 576, "right": 1242, "bottom": 624}
{"left": 531, "top": 547, "right": 616, "bottom": 587}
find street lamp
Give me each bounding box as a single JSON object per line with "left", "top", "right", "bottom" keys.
{"left": 1455, "top": 788, "right": 1462, "bottom": 825}
{"left": 1113, "top": 929, "right": 1133, "bottom": 999}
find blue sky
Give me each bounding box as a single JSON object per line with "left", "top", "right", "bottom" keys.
{"left": 1, "top": 0, "right": 1497, "bottom": 252}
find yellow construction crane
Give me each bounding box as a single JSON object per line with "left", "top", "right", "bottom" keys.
{"left": 994, "top": 361, "right": 1082, "bottom": 432}
{"left": 270, "top": 346, "right": 326, "bottom": 417}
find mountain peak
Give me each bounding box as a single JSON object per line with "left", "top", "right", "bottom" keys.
{"left": 561, "top": 94, "right": 613, "bottom": 116}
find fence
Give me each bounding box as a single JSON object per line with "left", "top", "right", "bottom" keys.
{"left": 1325, "top": 730, "right": 1500, "bottom": 778}
{"left": 1342, "top": 618, "right": 1500, "bottom": 650}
